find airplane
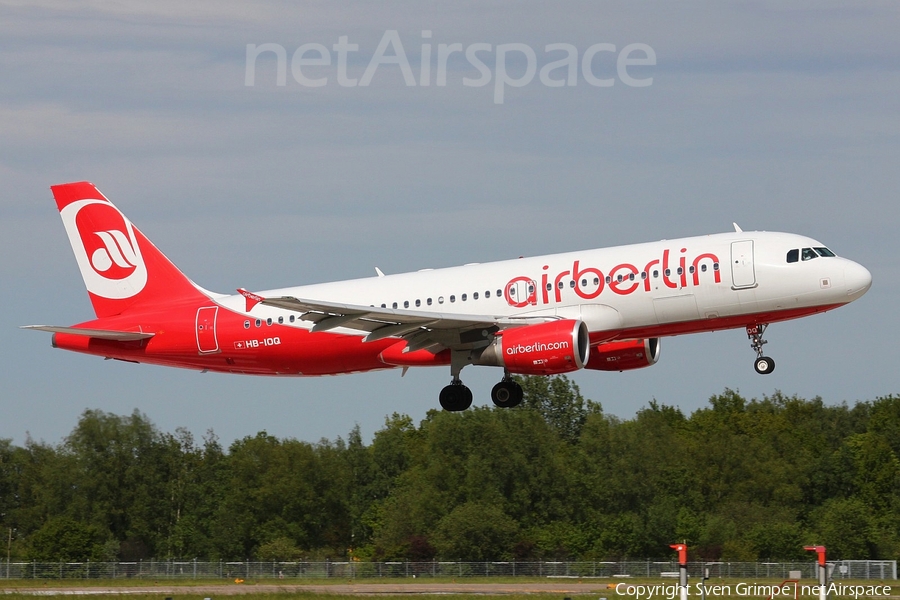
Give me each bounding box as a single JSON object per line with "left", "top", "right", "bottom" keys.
{"left": 23, "top": 181, "right": 872, "bottom": 411}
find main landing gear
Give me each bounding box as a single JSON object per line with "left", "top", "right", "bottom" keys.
{"left": 439, "top": 379, "right": 473, "bottom": 411}
{"left": 439, "top": 376, "right": 524, "bottom": 411}
{"left": 747, "top": 324, "right": 775, "bottom": 375}
{"left": 439, "top": 354, "right": 524, "bottom": 411}
{"left": 491, "top": 375, "right": 523, "bottom": 408}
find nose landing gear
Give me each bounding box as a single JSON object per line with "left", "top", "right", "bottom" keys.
{"left": 747, "top": 324, "right": 775, "bottom": 374}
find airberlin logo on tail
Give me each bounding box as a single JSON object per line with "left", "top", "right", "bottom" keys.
{"left": 89, "top": 230, "right": 139, "bottom": 277}
{"left": 60, "top": 199, "right": 148, "bottom": 299}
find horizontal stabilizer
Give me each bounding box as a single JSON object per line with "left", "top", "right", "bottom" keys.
{"left": 21, "top": 325, "right": 155, "bottom": 341}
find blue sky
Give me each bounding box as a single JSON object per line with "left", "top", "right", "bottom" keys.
{"left": 2, "top": 1, "right": 898, "bottom": 447}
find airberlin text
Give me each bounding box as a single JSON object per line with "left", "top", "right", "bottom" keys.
{"left": 505, "top": 247, "right": 721, "bottom": 308}
{"left": 507, "top": 341, "right": 570, "bottom": 355}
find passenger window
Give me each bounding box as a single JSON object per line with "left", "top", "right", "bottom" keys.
{"left": 485, "top": 290, "right": 491, "bottom": 298}
{"left": 290, "top": 315, "right": 295, "bottom": 323}
{"left": 473, "top": 292, "right": 479, "bottom": 300}
{"left": 278, "top": 316, "right": 283, "bottom": 324}
{"left": 244, "top": 320, "right": 250, "bottom": 329}
{"left": 255, "top": 319, "right": 261, "bottom": 327}
{"left": 689, "top": 266, "right": 695, "bottom": 274}
{"left": 653, "top": 270, "right": 659, "bottom": 278}
{"left": 528, "top": 284, "right": 535, "bottom": 294}
{"left": 605, "top": 276, "right": 611, "bottom": 284}
{"left": 546, "top": 282, "right": 552, "bottom": 291}
{"left": 266, "top": 318, "right": 272, "bottom": 326}
{"left": 629, "top": 273, "right": 635, "bottom": 281}
{"left": 496, "top": 289, "right": 502, "bottom": 297}
{"left": 381, "top": 304, "right": 386, "bottom": 308}
{"left": 392, "top": 302, "right": 398, "bottom": 309}
{"left": 713, "top": 263, "right": 719, "bottom": 271}
{"left": 415, "top": 299, "right": 421, "bottom": 307}
{"left": 461, "top": 294, "right": 467, "bottom": 301}
{"left": 640, "top": 272, "right": 647, "bottom": 280}
{"left": 557, "top": 281, "right": 564, "bottom": 289}
{"left": 787, "top": 249, "right": 799, "bottom": 263}
{"left": 676, "top": 267, "right": 683, "bottom": 276}
{"left": 701, "top": 264, "right": 707, "bottom": 272}
{"left": 438, "top": 296, "right": 444, "bottom": 304}
{"left": 404, "top": 301, "right": 409, "bottom": 308}
{"left": 450, "top": 295, "right": 456, "bottom": 303}
{"left": 427, "top": 298, "right": 432, "bottom": 305}
{"left": 617, "top": 274, "right": 623, "bottom": 283}
{"left": 802, "top": 248, "right": 818, "bottom": 261}
{"left": 815, "top": 247, "right": 836, "bottom": 257}
{"left": 569, "top": 280, "right": 576, "bottom": 288}
{"left": 593, "top": 277, "right": 600, "bottom": 285}
{"left": 664, "top": 269, "right": 671, "bottom": 277}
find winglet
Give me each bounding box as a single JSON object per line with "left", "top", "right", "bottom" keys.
{"left": 237, "top": 288, "right": 264, "bottom": 312}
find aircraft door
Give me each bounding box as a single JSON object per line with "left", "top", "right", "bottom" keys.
{"left": 507, "top": 279, "right": 535, "bottom": 306}
{"left": 730, "top": 240, "right": 757, "bottom": 289}
{"left": 196, "top": 306, "right": 219, "bottom": 353}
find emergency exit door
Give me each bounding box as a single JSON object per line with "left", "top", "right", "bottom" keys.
{"left": 196, "top": 306, "right": 219, "bottom": 353}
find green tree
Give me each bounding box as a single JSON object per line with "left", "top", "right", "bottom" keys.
{"left": 810, "top": 498, "right": 875, "bottom": 558}
{"left": 27, "top": 516, "right": 112, "bottom": 561}
{"left": 256, "top": 537, "right": 302, "bottom": 560}
{"left": 517, "top": 375, "right": 600, "bottom": 442}
{"left": 432, "top": 501, "right": 519, "bottom": 560}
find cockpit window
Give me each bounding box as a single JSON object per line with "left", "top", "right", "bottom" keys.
{"left": 801, "top": 248, "right": 818, "bottom": 261}
{"left": 786, "top": 249, "right": 799, "bottom": 263}
{"left": 814, "top": 247, "right": 836, "bottom": 257}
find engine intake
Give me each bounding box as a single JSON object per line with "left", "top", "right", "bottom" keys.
{"left": 585, "top": 338, "right": 660, "bottom": 371}
{"left": 477, "top": 319, "right": 590, "bottom": 375}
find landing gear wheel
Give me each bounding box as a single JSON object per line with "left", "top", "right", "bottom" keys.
{"left": 439, "top": 382, "right": 473, "bottom": 411}
{"left": 746, "top": 324, "right": 775, "bottom": 375}
{"left": 491, "top": 379, "right": 523, "bottom": 408}
{"left": 754, "top": 356, "right": 775, "bottom": 375}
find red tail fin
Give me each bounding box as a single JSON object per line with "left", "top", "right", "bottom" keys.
{"left": 51, "top": 181, "right": 206, "bottom": 318}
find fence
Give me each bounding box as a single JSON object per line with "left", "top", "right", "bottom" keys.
{"left": 1, "top": 560, "right": 895, "bottom": 580}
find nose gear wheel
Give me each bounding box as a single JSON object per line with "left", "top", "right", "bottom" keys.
{"left": 747, "top": 324, "right": 775, "bottom": 375}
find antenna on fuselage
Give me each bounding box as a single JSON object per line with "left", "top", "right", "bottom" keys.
{"left": 375, "top": 267, "right": 385, "bottom": 277}
{"left": 733, "top": 222, "right": 743, "bottom": 233}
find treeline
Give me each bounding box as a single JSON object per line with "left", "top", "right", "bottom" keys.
{"left": 1, "top": 377, "right": 899, "bottom": 562}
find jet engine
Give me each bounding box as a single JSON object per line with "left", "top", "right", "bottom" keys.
{"left": 477, "top": 319, "right": 590, "bottom": 375}
{"left": 585, "top": 338, "right": 660, "bottom": 371}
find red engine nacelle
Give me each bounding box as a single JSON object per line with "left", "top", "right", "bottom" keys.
{"left": 478, "top": 319, "right": 590, "bottom": 375}
{"left": 586, "top": 338, "right": 660, "bottom": 371}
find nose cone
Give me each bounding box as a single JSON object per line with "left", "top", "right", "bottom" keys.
{"left": 845, "top": 260, "right": 872, "bottom": 300}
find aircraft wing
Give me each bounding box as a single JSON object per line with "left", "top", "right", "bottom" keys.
{"left": 21, "top": 325, "right": 155, "bottom": 341}
{"left": 240, "top": 290, "right": 552, "bottom": 353}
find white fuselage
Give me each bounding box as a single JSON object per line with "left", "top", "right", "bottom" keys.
{"left": 215, "top": 231, "right": 871, "bottom": 340}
